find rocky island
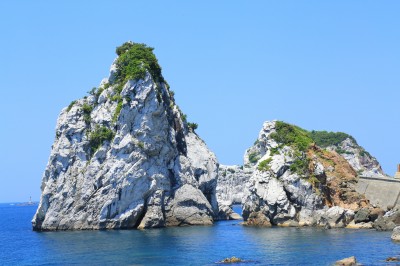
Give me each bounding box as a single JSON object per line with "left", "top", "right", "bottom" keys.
{"left": 33, "top": 42, "right": 395, "bottom": 231}
{"left": 32, "top": 42, "right": 222, "bottom": 230}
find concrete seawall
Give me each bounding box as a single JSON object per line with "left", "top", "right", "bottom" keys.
{"left": 356, "top": 176, "right": 400, "bottom": 210}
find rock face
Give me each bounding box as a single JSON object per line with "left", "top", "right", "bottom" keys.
{"left": 216, "top": 165, "right": 251, "bottom": 206}
{"left": 32, "top": 42, "right": 220, "bottom": 231}
{"left": 215, "top": 165, "right": 251, "bottom": 220}
{"left": 325, "top": 137, "right": 386, "bottom": 178}
{"left": 242, "top": 121, "right": 372, "bottom": 227}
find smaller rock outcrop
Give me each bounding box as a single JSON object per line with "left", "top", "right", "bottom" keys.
{"left": 219, "top": 257, "right": 243, "bottom": 264}
{"left": 334, "top": 256, "right": 357, "bottom": 266}
{"left": 243, "top": 211, "right": 272, "bottom": 227}
{"left": 242, "top": 121, "right": 373, "bottom": 228}
{"left": 354, "top": 208, "right": 370, "bottom": 223}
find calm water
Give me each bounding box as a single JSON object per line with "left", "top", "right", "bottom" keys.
{"left": 1, "top": 204, "right": 399, "bottom": 266}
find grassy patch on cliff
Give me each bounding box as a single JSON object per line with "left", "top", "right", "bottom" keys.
{"left": 271, "top": 121, "right": 357, "bottom": 151}
{"left": 248, "top": 152, "right": 260, "bottom": 164}
{"left": 89, "top": 125, "right": 115, "bottom": 155}
{"left": 82, "top": 103, "right": 93, "bottom": 124}
{"left": 114, "top": 42, "right": 164, "bottom": 84}
{"left": 269, "top": 121, "right": 313, "bottom": 177}
{"left": 258, "top": 158, "right": 272, "bottom": 172}
{"left": 112, "top": 100, "right": 123, "bottom": 123}
{"left": 270, "top": 121, "right": 313, "bottom": 152}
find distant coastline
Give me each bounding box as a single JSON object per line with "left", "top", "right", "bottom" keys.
{"left": 1, "top": 199, "right": 38, "bottom": 206}
{"left": 15, "top": 202, "right": 37, "bottom": 207}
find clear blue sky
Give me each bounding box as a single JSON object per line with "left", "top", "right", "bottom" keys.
{"left": 1, "top": 1, "right": 399, "bottom": 202}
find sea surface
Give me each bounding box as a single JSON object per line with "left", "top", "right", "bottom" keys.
{"left": 1, "top": 204, "right": 399, "bottom": 266}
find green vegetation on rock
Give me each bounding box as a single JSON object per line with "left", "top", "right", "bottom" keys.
{"left": 258, "top": 158, "right": 272, "bottom": 172}
{"left": 359, "top": 149, "right": 372, "bottom": 158}
{"left": 112, "top": 100, "right": 123, "bottom": 123}
{"left": 227, "top": 168, "right": 236, "bottom": 174}
{"left": 67, "top": 101, "right": 76, "bottom": 112}
{"left": 188, "top": 122, "right": 198, "bottom": 131}
{"left": 289, "top": 156, "right": 310, "bottom": 176}
{"left": 82, "top": 103, "right": 93, "bottom": 124}
{"left": 268, "top": 121, "right": 361, "bottom": 179}
{"left": 111, "top": 91, "right": 122, "bottom": 102}
{"left": 137, "top": 141, "right": 145, "bottom": 149}
{"left": 271, "top": 121, "right": 357, "bottom": 152}
{"left": 269, "top": 146, "right": 280, "bottom": 156}
{"left": 96, "top": 83, "right": 109, "bottom": 97}
{"left": 269, "top": 121, "right": 313, "bottom": 177}
{"left": 87, "top": 87, "right": 97, "bottom": 96}
{"left": 181, "top": 113, "right": 187, "bottom": 123}
{"left": 114, "top": 42, "right": 164, "bottom": 84}
{"left": 248, "top": 152, "right": 260, "bottom": 164}
{"left": 308, "top": 130, "right": 355, "bottom": 148}
{"left": 89, "top": 125, "right": 115, "bottom": 154}
{"left": 270, "top": 121, "right": 313, "bottom": 152}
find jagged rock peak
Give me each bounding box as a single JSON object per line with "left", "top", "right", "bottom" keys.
{"left": 32, "top": 42, "right": 220, "bottom": 231}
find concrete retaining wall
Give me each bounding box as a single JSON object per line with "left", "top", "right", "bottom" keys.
{"left": 356, "top": 176, "right": 400, "bottom": 210}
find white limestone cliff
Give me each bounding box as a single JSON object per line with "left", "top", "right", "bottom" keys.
{"left": 32, "top": 45, "right": 220, "bottom": 231}
{"left": 216, "top": 165, "right": 251, "bottom": 206}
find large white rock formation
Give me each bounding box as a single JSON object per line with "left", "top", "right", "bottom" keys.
{"left": 32, "top": 43, "right": 220, "bottom": 230}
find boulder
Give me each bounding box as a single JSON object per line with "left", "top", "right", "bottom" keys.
{"left": 373, "top": 210, "right": 400, "bottom": 231}
{"left": 334, "top": 256, "right": 357, "bottom": 266}
{"left": 354, "top": 208, "right": 370, "bottom": 223}
{"left": 164, "top": 185, "right": 214, "bottom": 227}
{"left": 220, "top": 257, "right": 243, "bottom": 264}
{"left": 319, "top": 207, "right": 354, "bottom": 228}
{"left": 369, "top": 207, "right": 385, "bottom": 222}
{"left": 243, "top": 211, "right": 272, "bottom": 227}
{"left": 391, "top": 226, "right": 400, "bottom": 241}
{"left": 229, "top": 212, "right": 243, "bottom": 220}
{"left": 346, "top": 221, "right": 373, "bottom": 229}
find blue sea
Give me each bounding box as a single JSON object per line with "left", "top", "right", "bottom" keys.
{"left": 1, "top": 204, "right": 399, "bottom": 266}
